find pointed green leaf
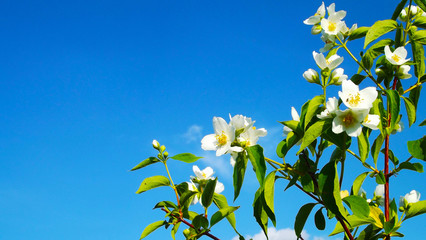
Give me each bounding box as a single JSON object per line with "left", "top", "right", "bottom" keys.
{"left": 352, "top": 172, "right": 369, "bottom": 196}
{"left": 404, "top": 200, "right": 426, "bottom": 220}
{"left": 343, "top": 195, "right": 370, "bottom": 218}
{"left": 170, "top": 153, "right": 203, "bottom": 163}
{"left": 210, "top": 206, "right": 239, "bottom": 228}
{"left": 414, "top": 16, "right": 426, "bottom": 28}
{"left": 364, "top": 20, "right": 397, "bottom": 48}
{"left": 247, "top": 145, "right": 266, "bottom": 186}
{"left": 171, "top": 222, "right": 181, "bottom": 240}
{"left": 407, "top": 136, "right": 426, "bottom": 160}
{"left": 409, "top": 85, "right": 422, "bottom": 110}
{"left": 192, "top": 214, "right": 209, "bottom": 229}
{"left": 233, "top": 153, "right": 248, "bottom": 200}
{"left": 131, "top": 157, "right": 159, "bottom": 171}
{"left": 371, "top": 134, "right": 385, "bottom": 165}
{"left": 420, "top": 119, "right": 426, "bottom": 126}
{"left": 410, "top": 31, "right": 426, "bottom": 77}
{"left": 330, "top": 215, "right": 375, "bottom": 236}
{"left": 402, "top": 96, "right": 416, "bottom": 127}
{"left": 264, "top": 170, "right": 277, "bottom": 216}
{"left": 392, "top": 0, "right": 408, "bottom": 20}
{"left": 398, "top": 162, "right": 424, "bottom": 173}
{"left": 385, "top": 90, "right": 400, "bottom": 131}
{"left": 348, "top": 26, "right": 370, "bottom": 41}
{"left": 140, "top": 220, "right": 166, "bottom": 239}
{"left": 414, "top": 0, "right": 426, "bottom": 13}
{"left": 136, "top": 175, "right": 170, "bottom": 194}
{"left": 361, "top": 39, "right": 394, "bottom": 70}
{"left": 201, "top": 178, "right": 217, "bottom": 208}
{"left": 298, "top": 119, "right": 331, "bottom": 154}
{"left": 154, "top": 201, "right": 178, "bottom": 209}
{"left": 357, "top": 128, "right": 370, "bottom": 162}
{"left": 179, "top": 190, "right": 197, "bottom": 207}
{"left": 213, "top": 193, "right": 239, "bottom": 234}
{"left": 295, "top": 203, "right": 316, "bottom": 238}
{"left": 376, "top": 171, "right": 386, "bottom": 184}
{"left": 304, "top": 95, "right": 324, "bottom": 129}
{"left": 253, "top": 188, "right": 268, "bottom": 236}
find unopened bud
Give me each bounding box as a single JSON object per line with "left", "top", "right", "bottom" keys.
{"left": 157, "top": 153, "right": 163, "bottom": 160}
{"left": 399, "top": 9, "right": 407, "bottom": 21}
{"left": 303, "top": 68, "right": 320, "bottom": 84}
{"left": 163, "top": 151, "right": 169, "bottom": 158}
{"left": 160, "top": 145, "right": 166, "bottom": 153}
{"left": 183, "top": 229, "right": 191, "bottom": 238}
{"left": 152, "top": 139, "right": 160, "bottom": 149}
{"left": 311, "top": 25, "right": 322, "bottom": 35}
{"left": 330, "top": 68, "right": 348, "bottom": 85}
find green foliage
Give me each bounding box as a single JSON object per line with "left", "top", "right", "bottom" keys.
{"left": 294, "top": 203, "right": 316, "bottom": 238}
{"left": 298, "top": 119, "right": 331, "bottom": 154}
{"left": 392, "top": 0, "right": 408, "bottom": 20}
{"left": 201, "top": 178, "right": 217, "bottom": 208}
{"left": 402, "top": 96, "right": 417, "bottom": 126}
{"left": 233, "top": 153, "right": 248, "bottom": 200}
{"left": 314, "top": 208, "right": 326, "bottom": 230}
{"left": 170, "top": 153, "right": 203, "bottom": 163}
{"left": 304, "top": 95, "right": 324, "bottom": 129}
{"left": 131, "top": 157, "right": 160, "bottom": 171}
{"left": 385, "top": 90, "right": 401, "bottom": 132}
{"left": 342, "top": 195, "right": 370, "bottom": 218}
{"left": 364, "top": 20, "right": 397, "bottom": 48}
{"left": 247, "top": 145, "right": 266, "bottom": 186}
{"left": 136, "top": 175, "right": 170, "bottom": 194}
{"left": 348, "top": 27, "right": 370, "bottom": 41}
{"left": 140, "top": 220, "right": 167, "bottom": 239}
{"left": 404, "top": 200, "right": 426, "bottom": 220}
{"left": 210, "top": 206, "right": 239, "bottom": 228}
{"left": 407, "top": 136, "right": 426, "bottom": 160}
{"left": 358, "top": 128, "right": 370, "bottom": 162}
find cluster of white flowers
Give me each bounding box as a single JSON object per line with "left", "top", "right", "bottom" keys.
{"left": 304, "top": 2, "right": 357, "bottom": 52}
{"left": 187, "top": 165, "right": 224, "bottom": 205}
{"left": 383, "top": 45, "right": 412, "bottom": 80}
{"left": 201, "top": 114, "right": 267, "bottom": 166}
{"left": 399, "top": 5, "right": 426, "bottom": 21}
{"left": 315, "top": 79, "right": 379, "bottom": 137}
{"left": 303, "top": 51, "right": 347, "bottom": 86}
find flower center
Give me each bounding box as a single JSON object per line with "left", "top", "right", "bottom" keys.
{"left": 216, "top": 131, "right": 228, "bottom": 146}
{"left": 342, "top": 113, "right": 355, "bottom": 127}
{"left": 328, "top": 22, "right": 337, "bottom": 32}
{"left": 392, "top": 54, "right": 401, "bottom": 63}
{"left": 346, "top": 93, "right": 362, "bottom": 107}
{"left": 364, "top": 115, "right": 371, "bottom": 124}
{"left": 202, "top": 172, "right": 207, "bottom": 178}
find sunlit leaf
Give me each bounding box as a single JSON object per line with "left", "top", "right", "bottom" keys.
{"left": 170, "top": 153, "right": 203, "bottom": 163}
{"left": 201, "top": 178, "right": 217, "bottom": 208}
{"left": 131, "top": 157, "right": 159, "bottom": 171}
{"left": 364, "top": 20, "right": 397, "bottom": 48}
{"left": 407, "top": 136, "right": 426, "bottom": 160}
{"left": 247, "top": 145, "right": 266, "bottom": 186}
{"left": 140, "top": 220, "right": 166, "bottom": 239}
{"left": 404, "top": 200, "right": 426, "bottom": 220}
{"left": 210, "top": 206, "right": 239, "bottom": 228}
{"left": 136, "top": 175, "right": 170, "bottom": 194}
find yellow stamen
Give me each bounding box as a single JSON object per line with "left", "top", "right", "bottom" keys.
{"left": 364, "top": 115, "right": 370, "bottom": 123}
{"left": 346, "top": 93, "right": 363, "bottom": 107}
{"left": 328, "top": 22, "right": 336, "bottom": 32}
{"left": 216, "top": 131, "right": 228, "bottom": 146}
{"left": 392, "top": 54, "right": 401, "bottom": 63}
{"left": 342, "top": 113, "right": 354, "bottom": 127}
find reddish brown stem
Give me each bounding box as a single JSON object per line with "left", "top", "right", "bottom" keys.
{"left": 338, "top": 217, "right": 355, "bottom": 240}
{"left": 161, "top": 208, "right": 220, "bottom": 240}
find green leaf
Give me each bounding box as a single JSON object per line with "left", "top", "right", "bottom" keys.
{"left": 409, "top": 85, "right": 422, "bottom": 110}
{"left": 322, "top": 128, "right": 352, "bottom": 149}
{"left": 304, "top": 95, "right": 324, "bottom": 129}
{"left": 392, "top": 0, "right": 408, "bottom": 20}
{"left": 414, "top": 0, "right": 426, "bottom": 13}
{"left": 414, "top": 16, "right": 426, "bottom": 28}
{"left": 380, "top": 149, "right": 399, "bottom": 165}
{"left": 352, "top": 172, "right": 369, "bottom": 196}
{"left": 356, "top": 224, "right": 381, "bottom": 240}
{"left": 348, "top": 27, "right": 370, "bottom": 41}
{"left": 170, "top": 153, "right": 203, "bottom": 163}
{"left": 192, "top": 214, "right": 209, "bottom": 229}
{"left": 385, "top": 90, "right": 400, "bottom": 131}
{"left": 201, "top": 178, "right": 217, "bottom": 208}
{"left": 357, "top": 128, "right": 370, "bottom": 162}
{"left": 210, "top": 206, "right": 239, "bottom": 228}
{"left": 376, "top": 171, "right": 386, "bottom": 184}
{"left": 253, "top": 188, "right": 268, "bottom": 236}
{"left": 402, "top": 97, "right": 416, "bottom": 127}
{"left": 330, "top": 215, "right": 375, "bottom": 236}
{"left": 136, "top": 176, "right": 170, "bottom": 194}
{"left": 318, "top": 161, "right": 347, "bottom": 221}
{"left": 314, "top": 208, "right": 326, "bottom": 230}
{"left": 264, "top": 170, "right": 277, "bottom": 217}
{"left": 362, "top": 39, "right": 394, "bottom": 70}
{"left": 280, "top": 120, "right": 299, "bottom": 132}
{"left": 298, "top": 119, "right": 331, "bottom": 155}
{"left": 154, "top": 201, "right": 178, "bottom": 209}
{"left": 213, "top": 193, "right": 239, "bottom": 234}
{"left": 411, "top": 29, "right": 426, "bottom": 44}
{"left": 350, "top": 74, "right": 367, "bottom": 85}
{"left": 371, "top": 134, "right": 385, "bottom": 165}
{"left": 140, "top": 220, "right": 166, "bottom": 239}
{"left": 410, "top": 33, "right": 426, "bottom": 77}
{"left": 131, "top": 157, "right": 159, "bottom": 171}
{"left": 247, "top": 145, "right": 267, "bottom": 186}
{"left": 343, "top": 195, "right": 370, "bottom": 218}
{"left": 171, "top": 222, "right": 181, "bottom": 240}
{"left": 407, "top": 136, "right": 426, "bottom": 160}
{"left": 233, "top": 153, "right": 248, "bottom": 200}
{"left": 420, "top": 119, "right": 426, "bottom": 126}
{"left": 179, "top": 190, "right": 197, "bottom": 207}
{"left": 364, "top": 20, "right": 397, "bottom": 48}
{"left": 404, "top": 200, "right": 426, "bottom": 220}
{"left": 294, "top": 203, "right": 316, "bottom": 238}
{"left": 399, "top": 162, "right": 424, "bottom": 172}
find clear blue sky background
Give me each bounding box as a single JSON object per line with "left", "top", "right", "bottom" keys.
{"left": 1, "top": 0, "right": 425, "bottom": 239}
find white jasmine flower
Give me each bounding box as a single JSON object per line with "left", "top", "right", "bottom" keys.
{"left": 338, "top": 79, "right": 378, "bottom": 110}
{"left": 192, "top": 165, "right": 224, "bottom": 194}
{"left": 320, "top": 3, "right": 347, "bottom": 35}
{"left": 201, "top": 117, "right": 243, "bottom": 156}
{"left": 230, "top": 152, "right": 238, "bottom": 167}
{"left": 347, "top": 23, "right": 358, "bottom": 35}
{"left": 152, "top": 139, "right": 160, "bottom": 149}
{"left": 214, "top": 181, "right": 225, "bottom": 194}
{"left": 392, "top": 121, "right": 404, "bottom": 134}
{"left": 384, "top": 45, "right": 410, "bottom": 65}
{"left": 229, "top": 114, "right": 254, "bottom": 132}
{"left": 317, "top": 97, "right": 339, "bottom": 119}
{"left": 238, "top": 127, "right": 267, "bottom": 148}
{"left": 397, "top": 65, "right": 412, "bottom": 79}
{"left": 187, "top": 181, "right": 200, "bottom": 205}
{"left": 303, "top": 68, "right": 320, "bottom": 84}
{"left": 332, "top": 108, "right": 369, "bottom": 137}
{"left": 313, "top": 51, "right": 344, "bottom": 70}
{"left": 400, "top": 190, "right": 421, "bottom": 207}
{"left": 303, "top": 2, "right": 326, "bottom": 25}
{"left": 330, "top": 68, "right": 348, "bottom": 85}
{"left": 362, "top": 114, "right": 380, "bottom": 130}
{"left": 283, "top": 107, "right": 300, "bottom": 137}
{"left": 374, "top": 184, "right": 385, "bottom": 206}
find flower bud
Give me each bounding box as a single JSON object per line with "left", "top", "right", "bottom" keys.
{"left": 157, "top": 153, "right": 163, "bottom": 160}
{"left": 399, "top": 9, "right": 407, "bottom": 21}
{"left": 397, "top": 65, "right": 412, "bottom": 79}
{"left": 160, "top": 145, "right": 166, "bottom": 153}
{"left": 303, "top": 68, "right": 320, "bottom": 84}
{"left": 330, "top": 68, "right": 348, "bottom": 85}
{"left": 311, "top": 25, "right": 322, "bottom": 35}
{"left": 152, "top": 139, "right": 160, "bottom": 149}
{"left": 408, "top": 5, "right": 418, "bottom": 16}
{"left": 163, "top": 151, "right": 169, "bottom": 158}
{"left": 375, "top": 68, "right": 385, "bottom": 77}
{"left": 183, "top": 229, "right": 191, "bottom": 238}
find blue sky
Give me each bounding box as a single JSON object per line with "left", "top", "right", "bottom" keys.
{"left": 1, "top": 0, "right": 425, "bottom": 239}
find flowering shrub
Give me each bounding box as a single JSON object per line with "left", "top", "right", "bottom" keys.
{"left": 131, "top": 1, "right": 426, "bottom": 239}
